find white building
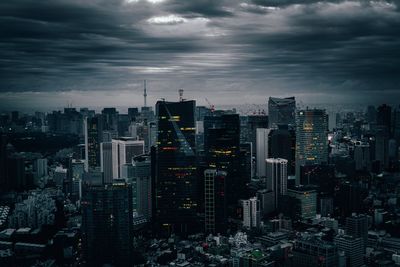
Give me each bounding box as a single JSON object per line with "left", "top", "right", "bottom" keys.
{"left": 111, "top": 138, "right": 145, "bottom": 179}
{"left": 242, "top": 197, "right": 260, "bottom": 229}
{"left": 266, "top": 158, "right": 288, "bottom": 209}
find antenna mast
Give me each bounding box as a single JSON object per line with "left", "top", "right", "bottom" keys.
{"left": 143, "top": 80, "right": 147, "bottom": 107}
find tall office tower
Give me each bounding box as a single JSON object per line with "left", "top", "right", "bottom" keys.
{"left": 376, "top": 104, "right": 392, "bottom": 135}
{"left": 84, "top": 115, "right": 102, "bottom": 172}
{"left": 111, "top": 138, "right": 145, "bottom": 179}
{"left": 256, "top": 128, "right": 270, "bottom": 178}
{"left": 268, "top": 125, "right": 296, "bottom": 175}
{"left": 375, "top": 126, "right": 389, "bottom": 169}
{"left": 292, "top": 236, "right": 338, "bottom": 267}
{"left": 71, "top": 159, "right": 84, "bottom": 201}
{"left": 354, "top": 142, "right": 371, "bottom": 171}
{"left": 295, "top": 109, "right": 328, "bottom": 183}
{"left": 243, "top": 115, "right": 268, "bottom": 150}
{"left": 334, "top": 235, "right": 364, "bottom": 267}
{"left": 268, "top": 96, "right": 296, "bottom": 128}
{"left": 122, "top": 155, "right": 152, "bottom": 219}
{"left": 204, "top": 169, "right": 227, "bottom": 234}
{"left": 100, "top": 142, "right": 113, "bottom": 184}
{"left": 287, "top": 186, "right": 317, "bottom": 220}
{"left": 101, "top": 107, "right": 119, "bottom": 132}
{"left": 128, "top": 107, "right": 139, "bottom": 121}
{"left": 242, "top": 197, "right": 260, "bottom": 229}
{"left": 154, "top": 100, "right": 198, "bottom": 234}
{"left": 82, "top": 182, "right": 133, "bottom": 267}
{"left": 204, "top": 113, "right": 244, "bottom": 207}
{"left": 345, "top": 214, "right": 369, "bottom": 250}
{"left": 266, "top": 158, "right": 288, "bottom": 209}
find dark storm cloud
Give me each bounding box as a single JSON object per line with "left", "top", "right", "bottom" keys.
{"left": 0, "top": 0, "right": 399, "bottom": 106}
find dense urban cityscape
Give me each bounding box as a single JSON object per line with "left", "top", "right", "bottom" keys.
{"left": 2, "top": 0, "right": 400, "bottom": 266}
{"left": 1, "top": 93, "right": 400, "bottom": 266}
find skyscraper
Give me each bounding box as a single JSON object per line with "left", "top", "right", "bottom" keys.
{"left": 268, "top": 124, "right": 296, "bottom": 175}
{"left": 334, "top": 235, "right": 364, "bottom": 267}
{"left": 256, "top": 128, "right": 270, "bottom": 178}
{"left": 345, "top": 214, "right": 369, "bottom": 250}
{"left": 122, "top": 155, "right": 152, "bottom": 220}
{"left": 204, "top": 169, "right": 227, "bottom": 234}
{"left": 154, "top": 100, "right": 198, "bottom": 234}
{"left": 84, "top": 115, "right": 102, "bottom": 172}
{"left": 204, "top": 113, "right": 244, "bottom": 207}
{"left": 242, "top": 197, "right": 260, "bottom": 229}
{"left": 268, "top": 97, "right": 296, "bottom": 128}
{"left": 111, "top": 137, "right": 145, "bottom": 179}
{"left": 82, "top": 182, "right": 133, "bottom": 267}
{"left": 266, "top": 158, "right": 288, "bottom": 209}
{"left": 100, "top": 142, "right": 113, "bottom": 184}
{"left": 295, "top": 109, "right": 328, "bottom": 183}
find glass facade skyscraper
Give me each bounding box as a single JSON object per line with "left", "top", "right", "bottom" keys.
{"left": 268, "top": 97, "right": 296, "bottom": 128}
{"left": 295, "top": 108, "right": 328, "bottom": 183}
{"left": 154, "top": 100, "right": 198, "bottom": 234}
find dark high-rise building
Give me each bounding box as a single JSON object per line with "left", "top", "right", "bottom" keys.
{"left": 376, "top": 104, "right": 392, "bottom": 135}
{"left": 295, "top": 109, "right": 328, "bottom": 184}
{"left": 204, "top": 113, "right": 246, "bottom": 207}
{"left": 154, "top": 100, "right": 198, "bottom": 234}
{"left": 299, "top": 163, "right": 335, "bottom": 195}
{"left": 268, "top": 124, "right": 296, "bottom": 175}
{"left": 345, "top": 214, "right": 369, "bottom": 250}
{"left": 101, "top": 107, "right": 119, "bottom": 132}
{"left": 82, "top": 182, "right": 133, "bottom": 267}
{"left": 128, "top": 107, "right": 139, "bottom": 121}
{"left": 84, "top": 115, "right": 102, "bottom": 172}
{"left": 241, "top": 115, "right": 268, "bottom": 149}
{"left": 204, "top": 169, "right": 227, "bottom": 234}
{"left": 268, "top": 97, "right": 296, "bottom": 128}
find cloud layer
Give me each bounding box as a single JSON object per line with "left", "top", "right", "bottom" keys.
{"left": 1, "top": 0, "right": 400, "bottom": 108}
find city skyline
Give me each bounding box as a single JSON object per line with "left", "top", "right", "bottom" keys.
{"left": 1, "top": 0, "right": 400, "bottom": 110}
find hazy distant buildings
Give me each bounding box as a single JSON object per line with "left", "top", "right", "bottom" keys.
{"left": 268, "top": 97, "right": 295, "bottom": 128}
{"left": 295, "top": 109, "right": 328, "bottom": 183}
{"left": 354, "top": 142, "right": 371, "bottom": 171}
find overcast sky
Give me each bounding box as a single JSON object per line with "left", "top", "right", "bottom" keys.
{"left": 1, "top": 0, "right": 400, "bottom": 110}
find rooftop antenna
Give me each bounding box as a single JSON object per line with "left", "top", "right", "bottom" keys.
{"left": 179, "top": 89, "right": 184, "bottom": 102}
{"left": 143, "top": 80, "right": 147, "bottom": 107}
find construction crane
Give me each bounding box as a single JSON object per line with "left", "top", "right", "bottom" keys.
{"left": 205, "top": 98, "right": 215, "bottom": 112}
